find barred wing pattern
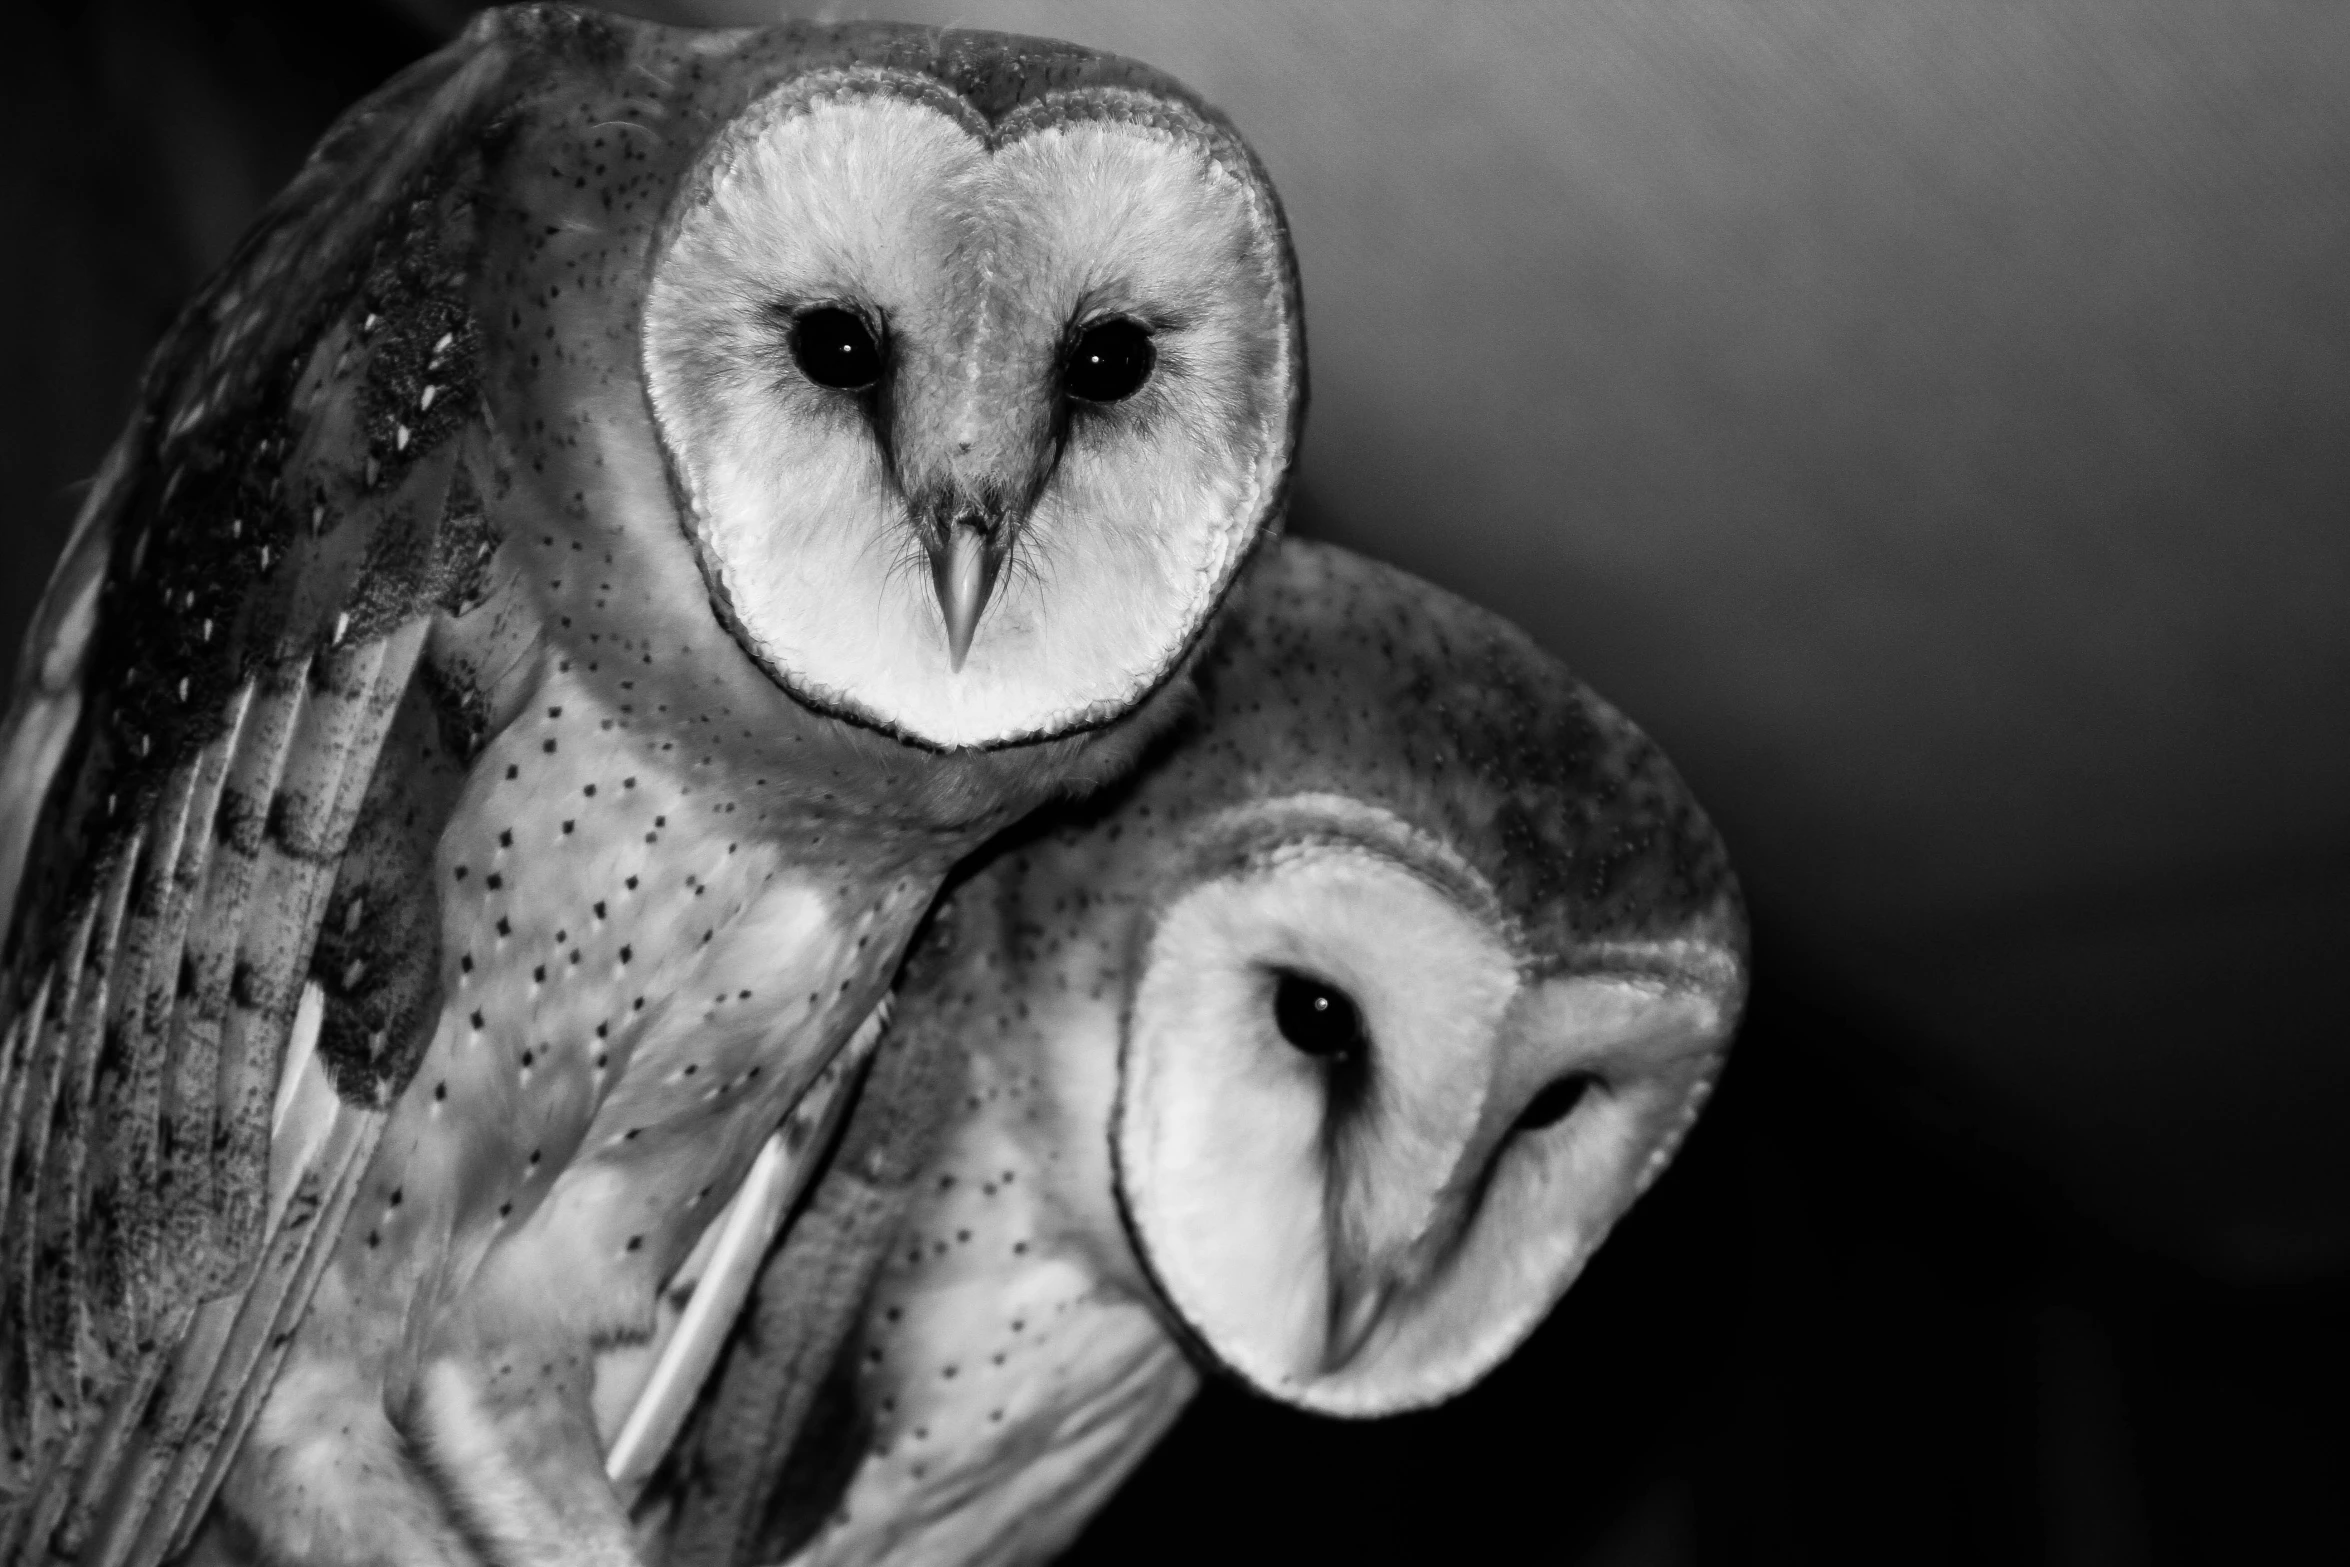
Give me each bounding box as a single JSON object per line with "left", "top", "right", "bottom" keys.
{"left": 0, "top": 26, "right": 516, "bottom": 1565}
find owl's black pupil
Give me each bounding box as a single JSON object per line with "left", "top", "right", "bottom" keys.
{"left": 1065, "top": 318, "right": 1155, "bottom": 403}
{"left": 1516, "top": 1073, "right": 1598, "bottom": 1134}
{"left": 1272, "top": 970, "right": 1365, "bottom": 1061}
{"left": 791, "top": 307, "right": 883, "bottom": 391}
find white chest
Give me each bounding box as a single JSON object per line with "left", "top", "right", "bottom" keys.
{"left": 328, "top": 666, "right": 933, "bottom": 1362}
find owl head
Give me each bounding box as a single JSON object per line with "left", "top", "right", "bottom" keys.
{"left": 1105, "top": 539, "right": 1747, "bottom": 1416}
{"left": 636, "top": 24, "right": 1305, "bottom": 750}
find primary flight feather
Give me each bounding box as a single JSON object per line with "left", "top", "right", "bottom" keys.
{"left": 0, "top": 7, "right": 1303, "bottom": 1563}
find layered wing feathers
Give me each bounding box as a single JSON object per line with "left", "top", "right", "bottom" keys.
{"left": 644, "top": 925, "right": 972, "bottom": 1567}
{"left": 0, "top": 23, "right": 520, "bottom": 1563}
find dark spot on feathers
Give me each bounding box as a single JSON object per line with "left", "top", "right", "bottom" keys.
{"left": 263, "top": 790, "right": 298, "bottom": 849}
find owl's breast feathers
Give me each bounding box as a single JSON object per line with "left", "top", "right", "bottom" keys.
{"left": 648, "top": 869, "right": 1197, "bottom": 1567}
{"left": 335, "top": 667, "right": 960, "bottom": 1373}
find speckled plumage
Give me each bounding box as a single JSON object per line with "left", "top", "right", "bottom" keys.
{"left": 644, "top": 539, "right": 1748, "bottom": 1567}
{"left": 0, "top": 8, "right": 1301, "bottom": 1564}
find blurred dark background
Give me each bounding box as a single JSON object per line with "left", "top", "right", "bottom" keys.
{"left": 9, "top": 0, "right": 2346, "bottom": 1559}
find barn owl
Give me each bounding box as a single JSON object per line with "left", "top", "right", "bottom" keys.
{"left": 638, "top": 538, "right": 1747, "bottom": 1567}
{"left": 0, "top": 6, "right": 1301, "bottom": 1564}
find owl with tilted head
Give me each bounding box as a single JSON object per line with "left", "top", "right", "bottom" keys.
{"left": 642, "top": 538, "right": 1747, "bottom": 1567}
{"left": 0, "top": 6, "right": 1301, "bottom": 1563}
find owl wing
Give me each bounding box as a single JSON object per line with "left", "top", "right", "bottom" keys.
{"left": 0, "top": 23, "right": 522, "bottom": 1565}
{"left": 643, "top": 937, "right": 971, "bottom": 1567}
{"left": 601, "top": 1001, "right": 895, "bottom": 1508}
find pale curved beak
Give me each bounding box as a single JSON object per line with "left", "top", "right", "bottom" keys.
{"left": 1322, "top": 1272, "right": 1394, "bottom": 1374}
{"left": 928, "top": 513, "right": 1007, "bottom": 671}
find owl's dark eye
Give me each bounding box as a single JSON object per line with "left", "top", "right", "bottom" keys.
{"left": 1065, "top": 318, "right": 1155, "bottom": 403}
{"left": 790, "top": 306, "right": 884, "bottom": 391}
{"left": 1515, "top": 1072, "right": 1599, "bottom": 1134}
{"left": 1272, "top": 970, "right": 1366, "bottom": 1061}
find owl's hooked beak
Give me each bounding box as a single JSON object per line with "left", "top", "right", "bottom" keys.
{"left": 1322, "top": 1276, "right": 1393, "bottom": 1373}
{"left": 925, "top": 509, "right": 1009, "bottom": 672}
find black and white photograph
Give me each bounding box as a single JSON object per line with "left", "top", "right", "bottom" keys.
{"left": 2, "top": 3, "right": 2344, "bottom": 1563}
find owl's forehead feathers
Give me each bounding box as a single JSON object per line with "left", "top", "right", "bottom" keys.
{"left": 486, "top": 4, "right": 1265, "bottom": 180}
{"left": 669, "top": 63, "right": 1270, "bottom": 249}
{"left": 1165, "top": 793, "right": 1517, "bottom": 952}
{"left": 684, "top": 16, "right": 1248, "bottom": 148}
{"left": 487, "top": 5, "right": 1211, "bottom": 105}
{"left": 480, "top": 7, "right": 1286, "bottom": 263}
{"left": 1145, "top": 541, "right": 1745, "bottom": 972}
